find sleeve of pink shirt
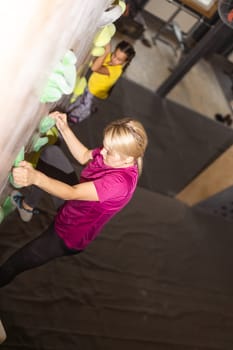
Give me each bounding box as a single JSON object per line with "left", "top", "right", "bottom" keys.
{"left": 94, "top": 173, "right": 130, "bottom": 203}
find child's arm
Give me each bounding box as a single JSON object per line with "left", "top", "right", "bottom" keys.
{"left": 91, "top": 43, "right": 111, "bottom": 75}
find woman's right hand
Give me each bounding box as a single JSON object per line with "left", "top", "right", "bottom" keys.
{"left": 12, "top": 161, "right": 38, "bottom": 187}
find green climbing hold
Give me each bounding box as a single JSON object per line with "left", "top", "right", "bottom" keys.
{"left": 39, "top": 116, "right": 56, "bottom": 134}
{"left": 9, "top": 146, "right": 25, "bottom": 189}
{"left": 32, "top": 136, "right": 49, "bottom": 152}
{"left": 14, "top": 146, "right": 24, "bottom": 167}
{"left": 62, "top": 50, "right": 77, "bottom": 65}
{"left": 40, "top": 50, "right": 77, "bottom": 103}
{"left": 0, "top": 196, "right": 17, "bottom": 224}
{"left": 40, "top": 83, "right": 62, "bottom": 103}
{"left": 0, "top": 207, "right": 4, "bottom": 224}
{"left": 9, "top": 173, "right": 21, "bottom": 189}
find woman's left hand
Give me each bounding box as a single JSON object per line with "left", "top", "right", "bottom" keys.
{"left": 49, "top": 111, "right": 69, "bottom": 133}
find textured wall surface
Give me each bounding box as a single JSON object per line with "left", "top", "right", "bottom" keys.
{"left": 0, "top": 0, "right": 112, "bottom": 197}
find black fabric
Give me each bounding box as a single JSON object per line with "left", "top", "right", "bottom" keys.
{"left": 125, "top": 0, "right": 149, "bottom": 15}
{"left": 0, "top": 224, "right": 80, "bottom": 288}
{"left": 37, "top": 145, "right": 78, "bottom": 184}
{"left": 115, "top": 17, "right": 145, "bottom": 39}
{"left": 75, "top": 78, "right": 233, "bottom": 196}
{"left": 1, "top": 78, "right": 233, "bottom": 349}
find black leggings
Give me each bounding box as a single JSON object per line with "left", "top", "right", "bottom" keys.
{"left": 0, "top": 145, "right": 81, "bottom": 288}
{"left": 0, "top": 224, "right": 81, "bottom": 288}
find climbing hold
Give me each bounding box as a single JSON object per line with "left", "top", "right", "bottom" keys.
{"left": 14, "top": 146, "right": 24, "bottom": 167}
{"left": 0, "top": 207, "right": 4, "bottom": 224}
{"left": 46, "top": 126, "right": 59, "bottom": 144}
{"left": 40, "top": 50, "right": 77, "bottom": 103}
{"left": 98, "top": 2, "right": 125, "bottom": 27}
{"left": 39, "top": 115, "right": 56, "bottom": 134}
{"left": 62, "top": 50, "right": 77, "bottom": 65}
{"left": 107, "top": 23, "right": 116, "bottom": 37}
{"left": 71, "top": 76, "right": 87, "bottom": 102}
{"left": 0, "top": 196, "right": 16, "bottom": 223}
{"left": 32, "top": 136, "right": 49, "bottom": 152}
{"left": 94, "top": 26, "right": 112, "bottom": 47}
{"left": 91, "top": 46, "right": 105, "bottom": 57}
{"left": 29, "top": 127, "right": 59, "bottom": 169}
{"left": 93, "top": 23, "right": 116, "bottom": 49}
{"left": 119, "top": 1, "right": 126, "bottom": 14}
{"left": 40, "top": 83, "right": 62, "bottom": 103}
{"left": 10, "top": 146, "right": 25, "bottom": 188}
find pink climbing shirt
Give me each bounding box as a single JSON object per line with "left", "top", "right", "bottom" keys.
{"left": 54, "top": 148, "right": 138, "bottom": 250}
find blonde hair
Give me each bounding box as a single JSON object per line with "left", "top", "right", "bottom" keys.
{"left": 103, "top": 117, "right": 148, "bottom": 175}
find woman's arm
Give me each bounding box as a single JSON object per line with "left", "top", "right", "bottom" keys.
{"left": 13, "top": 161, "right": 99, "bottom": 201}
{"left": 91, "top": 43, "right": 111, "bottom": 75}
{"left": 51, "top": 111, "right": 92, "bottom": 165}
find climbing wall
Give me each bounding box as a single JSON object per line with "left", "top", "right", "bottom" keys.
{"left": 0, "top": 0, "right": 116, "bottom": 198}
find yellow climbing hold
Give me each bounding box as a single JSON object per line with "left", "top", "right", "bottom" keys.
{"left": 91, "top": 46, "right": 105, "bottom": 57}
{"left": 94, "top": 26, "right": 112, "bottom": 47}
{"left": 107, "top": 23, "right": 116, "bottom": 37}
{"left": 119, "top": 0, "right": 126, "bottom": 14}
{"left": 73, "top": 76, "right": 87, "bottom": 97}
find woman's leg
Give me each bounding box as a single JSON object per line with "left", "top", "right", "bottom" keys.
{"left": 0, "top": 224, "right": 80, "bottom": 288}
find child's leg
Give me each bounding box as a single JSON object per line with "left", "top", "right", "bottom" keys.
{"left": 66, "top": 94, "right": 83, "bottom": 112}
{"left": 66, "top": 89, "right": 94, "bottom": 122}
{"left": 66, "top": 87, "right": 90, "bottom": 112}
{"left": 0, "top": 224, "right": 80, "bottom": 288}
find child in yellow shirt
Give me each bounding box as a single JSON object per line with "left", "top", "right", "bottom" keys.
{"left": 66, "top": 40, "right": 135, "bottom": 123}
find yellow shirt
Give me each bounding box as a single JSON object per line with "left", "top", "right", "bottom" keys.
{"left": 88, "top": 54, "right": 123, "bottom": 99}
